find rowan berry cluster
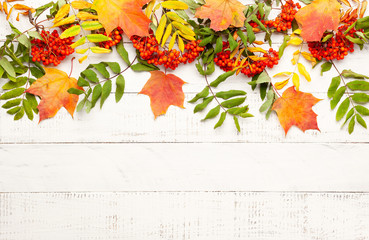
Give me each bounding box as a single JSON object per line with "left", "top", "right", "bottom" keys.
{"left": 307, "top": 19, "right": 358, "bottom": 61}
{"left": 263, "top": 0, "right": 300, "bottom": 32}
{"left": 130, "top": 33, "right": 204, "bottom": 70}
{"left": 214, "top": 42, "right": 279, "bottom": 77}
{"left": 31, "top": 30, "right": 74, "bottom": 66}
{"left": 98, "top": 27, "right": 124, "bottom": 49}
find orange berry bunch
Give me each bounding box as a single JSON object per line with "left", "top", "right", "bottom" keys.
{"left": 214, "top": 42, "right": 279, "bottom": 77}
{"left": 98, "top": 27, "right": 124, "bottom": 49}
{"left": 263, "top": 0, "right": 300, "bottom": 32}
{"left": 130, "top": 33, "right": 204, "bottom": 70}
{"left": 307, "top": 19, "right": 358, "bottom": 61}
{"left": 31, "top": 30, "right": 74, "bottom": 66}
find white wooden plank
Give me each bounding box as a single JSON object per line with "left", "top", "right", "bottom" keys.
{"left": 0, "top": 143, "right": 368, "bottom": 192}
{"left": 0, "top": 192, "right": 368, "bottom": 240}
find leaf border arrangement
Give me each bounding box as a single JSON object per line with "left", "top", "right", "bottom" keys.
{"left": 0, "top": 0, "right": 369, "bottom": 135}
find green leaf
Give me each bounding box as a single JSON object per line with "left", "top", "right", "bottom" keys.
{"left": 202, "top": 105, "right": 220, "bottom": 120}
{"left": 233, "top": 116, "right": 241, "bottom": 132}
{"left": 216, "top": 90, "right": 246, "bottom": 100}
{"left": 23, "top": 100, "right": 34, "bottom": 120}
{"left": 327, "top": 76, "right": 341, "bottom": 98}
{"left": 210, "top": 71, "right": 235, "bottom": 88}
{"left": 60, "top": 25, "right": 82, "bottom": 39}
{"left": 214, "top": 112, "right": 226, "bottom": 129}
{"left": 214, "top": 36, "right": 223, "bottom": 54}
{"left": 347, "top": 81, "right": 369, "bottom": 91}
{"left": 227, "top": 105, "right": 249, "bottom": 115}
{"left": 239, "top": 112, "right": 254, "bottom": 118}
{"left": 228, "top": 33, "right": 238, "bottom": 51}
{"left": 330, "top": 86, "right": 346, "bottom": 109}
{"left": 255, "top": 71, "right": 271, "bottom": 84}
{"left": 0, "top": 88, "right": 25, "bottom": 100}
{"left": 348, "top": 116, "right": 356, "bottom": 134}
{"left": 356, "top": 16, "right": 369, "bottom": 30}
{"left": 260, "top": 98, "right": 273, "bottom": 112}
{"left": 279, "top": 35, "right": 291, "bottom": 59}
{"left": 82, "top": 69, "right": 99, "bottom": 83}
{"left": 92, "top": 63, "right": 110, "bottom": 78}
{"left": 342, "top": 108, "right": 354, "bottom": 127}
{"left": 116, "top": 42, "right": 130, "bottom": 65}
{"left": 342, "top": 69, "right": 369, "bottom": 79}
{"left": 100, "top": 80, "right": 112, "bottom": 108}
{"left": 14, "top": 107, "right": 25, "bottom": 120}
{"left": 245, "top": 23, "right": 255, "bottom": 43}
{"left": 336, "top": 97, "right": 350, "bottom": 121}
{"left": 30, "top": 67, "right": 45, "bottom": 79}
{"left": 188, "top": 87, "right": 209, "bottom": 103}
{"left": 18, "top": 34, "right": 31, "bottom": 49}
{"left": 199, "top": 35, "right": 214, "bottom": 47}
{"left": 321, "top": 62, "right": 332, "bottom": 76}
{"left": 356, "top": 114, "right": 367, "bottom": 129}
{"left": 115, "top": 75, "right": 125, "bottom": 103}
{"left": 352, "top": 93, "right": 369, "bottom": 103}
{"left": 7, "top": 106, "right": 22, "bottom": 115}
{"left": 81, "top": 21, "right": 103, "bottom": 31}
{"left": 237, "top": 29, "right": 248, "bottom": 47}
{"left": 77, "top": 98, "right": 86, "bottom": 112}
{"left": 221, "top": 97, "right": 246, "bottom": 108}
{"left": 26, "top": 93, "right": 38, "bottom": 113}
{"left": 68, "top": 88, "right": 85, "bottom": 95}
{"left": 2, "top": 98, "right": 22, "bottom": 109}
{"left": 194, "top": 96, "right": 214, "bottom": 113}
{"left": 0, "top": 57, "right": 16, "bottom": 78}
{"left": 131, "top": 63, "right": 158, "bottom": 72}
{"left": 0, "top": 65, "right": 4, "bottom": 78}
{"left": 106, "top": 62, "right": 121, "bottom": 74}
{"left": 356, "top": 105, "right": 369, "bottom": 116}
{"left": 91, "top": 84, "right": 102, "bottom": 108}
{"left": 251, "top": 15, "right": 269, "bottom": 33}
{"left": 196, "top": 63, "right": 205, "bottom": 75}
{"left": 28, "top": 31, "right": 43, "bottom": 40}
{"left": 77, "top": 77, "right": 90, "bottom": 87}
{"left": 86, "top": 34, "right": 111, "bottom": 43}
{"left": 2, "top": 77, "right": 27, "bottom": 90}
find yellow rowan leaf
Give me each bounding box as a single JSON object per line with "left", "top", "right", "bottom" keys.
{"left": 155, "top": 15, "right": 167, "bottom": 43}
{"left": 16, "top": 12, "right": 20, "bottom": 21}
{"left": 161, "top": 1, "right": 188, "bottom": 10}
{"left": 52, "top": 15, "right": 76, "bottom": 28}
{"left": 70, "top": 36, "right": 86, "bottom": 48}
{"left": 76, "top": 11, "right": 98, "bottom": 20}
{"left": 301, "top": 51, "right": 317, "bottom": 67}
{"left": 275, "top": 79, "right": 289, "bottom": 90}
{"left": 235, "top": 48, "right": 245, "bottom": 65}
{"left": 178, "top": 36, "right": 185, "bottom": 52}
{"left": 145, "top": 0, "right": 156, "bottom": 18}
{"left": 247, "top": 47, "right": 267, "bottom": 53}
{"left": 166, "top": 12, "right": 187, "bottom": 25}
{"left": 360, "top": 0, "right": 367, "bottom": 18}
{"left": 172, "top": 21, "right": 195, "bottom": 36}
{"left": 53, "top": 4, "right": 71, "bottom": 23}
{"left": 3, "top": 2, "right": 8, "bottom": 15}
{"left": 176, "top": 31, "right": 196, "bottom": 40}
{"left": 90, "top": 46, "right": 111, "bottom": 54}
{"left": 60, "top": 25, "right": 81, "bottom": 39}
{"left": 248, "top": 56, "right": 268, "bottom": 61}
{"left": 76, "top": 48, "right": 89, "bottom": 54}
{"left": 7, "top": 7, "right": 13, "bottom": 20}
{"left": 71, "top": 0, "right": 92, "bottom": 9}
{"left": 287, "top": 37, "right": 303, "bottom": 46}
{"left": 274, "top": 72, "right": 293, "bottom": 77}
{"left": 168, "top": 32, "right": 177, "bottom": 50}
{"left": 292, "top": 73, "right": 300, "bottom": 90}
{"left": 291, "top": 50, "right": 300, "bottom": 65}
{"left": 298, "top": 63, "right": 311, "bottom": 82}
{"left": 79, "top": 55, "right": 88, "bottom": 63}
{"left": 161, "top": 23, "right": 172, "bottom": 47}
{"left": 81, "top": 21, "right": 103, "bottom": 30}
{"left": 230, "top": 43, "right": 240, "bottom": 59}
{"left": 253, "top": 41, "right": 264, "bottom": 45}
{"left": 293, "top": 29, "right": 301, "bottom": 35}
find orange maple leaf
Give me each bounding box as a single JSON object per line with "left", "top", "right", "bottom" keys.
{"left": 92, "top": 0, "right": 151, "bottom": 37}
{"left": 295, "top": 0, "right": 341, "bottom": 42}
{"left": 26, "top": 68, "right": 83, "bottom": 122}
{"left": 139, "top": 71, "right": 186, "bottom": 118}
{"left": 195, "top": 0, "right": 246, "bottom": 31}
{"left": 272, "top": 86, "right": 321, "bottom": 135}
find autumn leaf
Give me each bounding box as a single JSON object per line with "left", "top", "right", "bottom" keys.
{"left": 272, "top": 86, "right": 321, "bottom": 135}
{"left": 195, "top": 0, "right": 246, "bottom": 31}
{"left": 139, "top": 71, "right": 186, "bottom": 118}
{"left": 25, "top": 68, "right": 83, "bottom": 122}
{"left": 295, "top": 0, "right": 341, "bottom": 41}
{"left": 92, "top": 0, "right": 151, "bottom": 37}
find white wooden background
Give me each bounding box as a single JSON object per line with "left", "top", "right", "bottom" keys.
{"left": 1, "top": 0, "right": 369, "bottom": 239}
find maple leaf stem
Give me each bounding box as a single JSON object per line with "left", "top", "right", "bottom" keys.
{"left": 69, "top": 57, "right": 76, "bottom": 78}
{"left": 264, "top": 70, "right": 282, "bottom": 98}
{"left": 331, "top": 60, "right": 358, "bottom": 114}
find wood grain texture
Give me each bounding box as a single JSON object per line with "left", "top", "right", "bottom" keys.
{"left": 1, "top": 192, "right": 369, "bottom": 240}
{"left": 0, "top": 144, "right": 368, "bottom": 192}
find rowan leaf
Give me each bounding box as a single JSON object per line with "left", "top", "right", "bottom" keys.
{"left": 298, "top": 63, "right": 311, "bottom": 82}
{"left": 295, "top": 0, "right": 341, "bottom": 41}
{"left": 195, "top": 0, "right": 246, "bottom": 31}
{"left": 139, "top": 71, "right": 186, "bottom": 118}
{"left": 60, "top": 25, "right": 81, "bottom": 39}
{"left": 92, "top": 0, "right": 151, "bottom": 37}
{"left": 53, "top": 4, "right": 70, "bottom": 23}
{"left": 25, "top": 68, "right": 83, "bottom": 122}
{"left": 71, "top": 0, "right": 92, "bottom": 9}
{"left": 272, "top": 86, "right": 321, "bottom": 135}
